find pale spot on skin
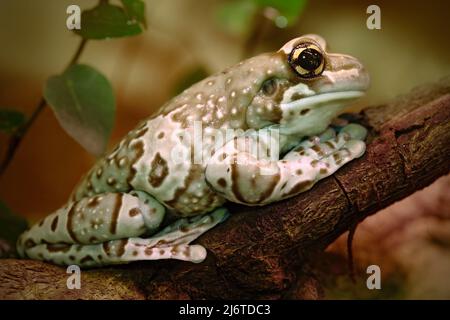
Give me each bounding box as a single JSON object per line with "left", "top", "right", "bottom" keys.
{"left": 195, "top": 190, "right": 204, "bottom": 197}
{"left": 226, "top": 78, "right": 232, "bottom": 85}
{"left": 218, "top": 96, "right": 226, "bottom": 103}
{"left": 206, "top": 100, "right": 215, "bottom": 108}
{"left": 118, "top": 158, "right": 127, "bottom": 167}
{"left": 230, "top": 91, "right": 236, "bottom": 98}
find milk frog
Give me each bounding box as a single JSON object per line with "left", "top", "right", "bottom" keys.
{"left": 17, "top": 35, "right": 369, "bottom": 267}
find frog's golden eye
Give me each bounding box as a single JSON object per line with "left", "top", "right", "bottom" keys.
{"left": 288, "top": 43, "right": 325, "bottom": 78}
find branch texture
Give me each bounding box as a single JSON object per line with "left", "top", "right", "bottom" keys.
{"left": 0, "top": 77, "right": 449, "bottom": 300}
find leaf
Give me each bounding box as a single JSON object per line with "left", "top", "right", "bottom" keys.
{"left": 173, "top": 66, "right": 209, "bottom": 95}
{"left": 216, "top": 0, "right": 307, "bottom": 35}
{"left": 216, "top": 0, "right": 257, "bottom": 36}
{"left": 44, "top": 64, "right": 116, "bottom": 156}
{"left": 0, "top": 109, "right": 26, "bottom": 134}
{"left": 0, "top": 200, "right": 28, "bottom": 245}
{"left": 255, "top": 0, "right": 307, "bottom": 27}
{"left": 75, "top": 3, "right": 143, "bottom": 39}
{"left": 121, "top": 0, "right": 147, "bottom": 28}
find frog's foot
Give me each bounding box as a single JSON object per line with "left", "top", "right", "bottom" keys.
{"left": 120, "top": 207, "right": 229, "bottom": 264}
{"left": 206, "top": 123, "right": 367, "bottom": 205}
{"left": 296, "top": 123, "right": 367, "bottom": 149}
{"left": 22, "top": 207, "right": 229, "bottom": 267}
{"left": 17, "top": 191, "right": 165, "bottom": 266}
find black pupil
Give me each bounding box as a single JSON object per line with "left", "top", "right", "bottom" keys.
{"left": 298, "top": 48, "right": 322, "bottom": 71}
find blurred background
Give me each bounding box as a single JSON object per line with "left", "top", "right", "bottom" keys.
{"left": 0, "top": 0, "right": 449, "bottom": 299}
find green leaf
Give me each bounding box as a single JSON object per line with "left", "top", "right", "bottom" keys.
{"left": 255, "top": 0, "right": 307, "bottom": 27}
{"left": 0, "top": 109, "right": 26, "bottom": 134}
{"left": 216, "top": 0, "right": 307, "bottom": 35}
{"left": 121, "top": 0, "right": 147, "bottom": 28}
{"left": 216, "top": 0, "right": 257, "bottom": 36}
{"left": 173, "top": 66, "right": 209, "bottom": 95}
{"left": 75, "top": 3, "right": 143, "bottom": 39}
{"left": 0, "top": 200, "right": 28, "bottom": 245}
{"left": 44, "top": 64, "right": 116, "bottom": 156}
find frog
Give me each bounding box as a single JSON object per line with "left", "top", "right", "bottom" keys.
{"left": 17, "top": 34, "right": 369, "bottom": 268}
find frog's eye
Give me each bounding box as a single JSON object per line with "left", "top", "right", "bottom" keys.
{"left": 288, "top": 43, "right": 325, "bottom": 78}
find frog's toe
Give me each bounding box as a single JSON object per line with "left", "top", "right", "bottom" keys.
{"left": 317, "top": 139, "right": 366, "bottom": 178}
{"left": 318, "top": 127, "right": 337, "bottom": 141}
{"left": 344, "top": 139, "right": 366, "bottom": 158}
{"left": 340, "top": 123, "right": 368, "bottom": 141}
{"left": 186, "top": 245, "right": 207, "bottom": 263}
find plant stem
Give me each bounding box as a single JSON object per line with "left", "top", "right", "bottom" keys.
{"left": 241, "top": 8, "right": 271, "bottom": 59}
{"left": 0, "top": 38, "right": 88, "bottom": 178}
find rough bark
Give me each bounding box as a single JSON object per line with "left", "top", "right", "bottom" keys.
{"left": 0, "top": 77, "right": 449, "bottom": 300}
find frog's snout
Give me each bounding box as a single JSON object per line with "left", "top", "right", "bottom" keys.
{"left": 323, "top": 53, "right": 370, "bottom": 93}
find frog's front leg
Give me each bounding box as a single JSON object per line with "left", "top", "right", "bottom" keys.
{"left": 17, "top": 191, "right": 227, "bottom": 267}
{"left": 205, "top": 124, "right": 367, "bottom": 205}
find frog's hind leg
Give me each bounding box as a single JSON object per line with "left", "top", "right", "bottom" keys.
{"left": 111, "top": 208, "right": 229, "bottom": 265}
{"left": 22, "top": 207, "right": 229, "bottom": 267}
{"left": 17, "top": 191, "right": 166, "bottom": 265}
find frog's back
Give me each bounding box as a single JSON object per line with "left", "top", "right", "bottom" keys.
{"left": 71, "top": 52, "right": 285, "bottom": 216}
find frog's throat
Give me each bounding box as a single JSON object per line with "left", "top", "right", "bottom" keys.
{"left": 278, "top": 90, "right": 364, "bottom": 135}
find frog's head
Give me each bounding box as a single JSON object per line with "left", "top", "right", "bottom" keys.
{"left": 246, "top": 34, "right": 370, "bottom": 136}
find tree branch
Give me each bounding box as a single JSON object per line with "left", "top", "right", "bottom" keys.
{"left": 0, "top": 77, "right": 449, "bottom": 300}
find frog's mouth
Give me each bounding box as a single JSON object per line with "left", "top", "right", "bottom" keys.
{"left": 278, "top": 90, "right": 365, "bottom": 135}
